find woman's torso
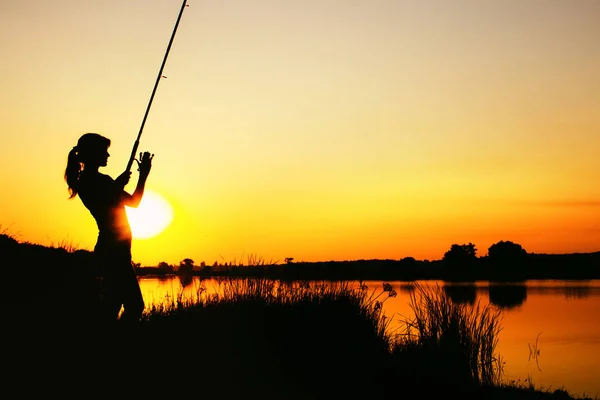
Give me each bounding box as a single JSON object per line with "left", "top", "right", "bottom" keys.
{"left": 78, "top": 171, "right": 132, "bottom": 246}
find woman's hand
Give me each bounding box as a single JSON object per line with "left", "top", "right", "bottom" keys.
{"left": 136, "top": 151, "right": 154, "bottom": 177}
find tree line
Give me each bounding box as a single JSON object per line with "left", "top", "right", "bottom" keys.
{"left": 147, "top": 240, "right": 600, "bottom": 282}
{"left": 1, "top": 233, "right": 598, "bottom": 282}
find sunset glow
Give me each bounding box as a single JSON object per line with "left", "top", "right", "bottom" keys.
{"left": 0, "top": 0, "right": 598, "bottom": 266}
{"left": 126, "top": 190, "right": 174, "bottom": 240}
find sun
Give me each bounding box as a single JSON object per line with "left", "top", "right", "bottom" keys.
{"left": 125, "top": 189, "right": 174, "bottom": 239}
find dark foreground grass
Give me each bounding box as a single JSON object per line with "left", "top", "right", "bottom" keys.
{"left": 3, "top": 278, "right": 593, "bottom": 399}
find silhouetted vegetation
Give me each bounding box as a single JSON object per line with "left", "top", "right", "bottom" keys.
{"left": 443, "top": 242, "right": 478, "bottom": 271}
{"left": 488, "top": 241, "right": 528, "bottom": 265}
{"left": 398, "top": 283, "right": 503, "bottom": 388}
{"left": 5, "top": 273, "right": 591, "bottom": 398}
{"left": 1, "top": 231, "right": 99, "bottom": 324}
{"left": 2, "top": 233, "right": 596, "bottom": 398}
{"left": 2, "top": 233, "right": 600, "bottom": 285}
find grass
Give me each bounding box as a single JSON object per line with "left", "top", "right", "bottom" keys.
{"left": 396, "top": 282, "right": 504, "bottom": 387}
{"left": 1, "top": 230, "right": 594, "bottom": 399}
{"left": 140, "top": 279, "right": 594, "bottom": 398}
{"left": 8, "top": 277, "right": 580, "bottom": 398}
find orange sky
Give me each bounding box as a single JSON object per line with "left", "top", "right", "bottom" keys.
{"left": 1, "top": 0, "right": 599, "bottom": 266}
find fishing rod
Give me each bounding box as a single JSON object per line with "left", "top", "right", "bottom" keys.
{"left": 126, "top": 0, "right": 188, "bottom": 173}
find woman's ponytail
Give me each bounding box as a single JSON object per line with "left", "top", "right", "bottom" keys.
{"left": 64, "top": 146, "right": 81, "bottom": 199}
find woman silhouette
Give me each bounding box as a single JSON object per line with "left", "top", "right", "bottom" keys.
{"left": 64, "top": 133, "right": 153, "bottom": 323}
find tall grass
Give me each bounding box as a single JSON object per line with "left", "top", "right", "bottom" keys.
{"left": 147, "top": 278, "right": 395, "bottom": 338}
{"left": 142, "top": 278, "right": 504, "bottom": 390}
{"left": 145, "top": 278, "right": 394, "bottom": 343}
{"left": 8, "top": 268, "right": 589, "bottom": 398}
{"left": 136, "top": 278, "right": 399, "bottom": 397}
{"left": 395, "top": 282, "right": 504, "bottom": 387}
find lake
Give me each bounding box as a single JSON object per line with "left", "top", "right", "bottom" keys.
{"left": 138, "top": 277, "right": 600, "bottom": 398}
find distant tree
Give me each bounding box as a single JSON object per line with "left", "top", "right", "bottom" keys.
{"left": 443, "top": 243, "right": 477, "bottom": 267}
{"left": 285, "top": 257, "right": 294, "bottom": 264}
{"left": 487, "top": 241, "right": 528, "bottom": 275}
{"left": 398, "top": 257, "right": 417, "bottom": 267}
{"left": 180, "top": 258, "right": 194, "bottom": 267}
{"left": 157, "top": 261, "right": 174, "bottom": 273}
{"left": 487, "top": 241, "right": 527, "bottom": 262}
{"left": 179, "top": 258, "right": 195, "bottom": 274}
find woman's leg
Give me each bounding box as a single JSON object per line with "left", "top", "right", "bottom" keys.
{"left": 96, "top": 243, "right": 143, "bottom": 323}
{"left": 118, "top": 261, "right": 145, "bottom": 323}
{"left": 95, "top": 250, "right": 124, "bottom": 322}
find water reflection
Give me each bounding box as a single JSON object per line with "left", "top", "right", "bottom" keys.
{"left": 443, "top": 283, "right": 477, "bottom": 305}
{"left": 520, "top": 280, "right": 598, "bottom": 298}
{"left": 137, "top": 277, "right": 600, "bottom": 399}
{"left": 436, "top": 283, "right": 528, "bottom": 309}
{"left": 178, "top": 271, "right": 193, "bottom": 288}
{"left": 395, "top": 282, "right": 417, "bottom": 296}
{"left": 564, "top": 286, "right": 593, "bottom": 299}
{"left": 488, "top": 284, "right": 527, "bottom": 310}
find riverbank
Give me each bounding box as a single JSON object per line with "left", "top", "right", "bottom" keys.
{"left": 4, "top": 277, "right": 595, "bottom": 399}
{"left": 139, "top": 251, "right": 600, "bottom": 282}
{"left": 2, "top": 233, "right": 598, "bottom": 398}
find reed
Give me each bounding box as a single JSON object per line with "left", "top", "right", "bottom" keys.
{"left": 395, "top": 282, "right": 504, "bottom": 388}
{"left": 5, "top": 269, "right": 592, "bottom": 398}
{"left": 143, "top": 278, "right": 505, "bottom": 390}
{"left": 135, "top": 278, "right": 397, "bottom": 397}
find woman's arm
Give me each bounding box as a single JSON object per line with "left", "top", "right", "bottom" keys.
{"left": 121, "top": 151, "right": 153, "bottom": 208}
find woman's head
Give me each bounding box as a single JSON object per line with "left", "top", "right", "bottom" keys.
{"left": 75, "top": 133, "right": 111, "bottom": 165}
{"left": 65, "top": 133, "right": 111, "bottom": 198}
